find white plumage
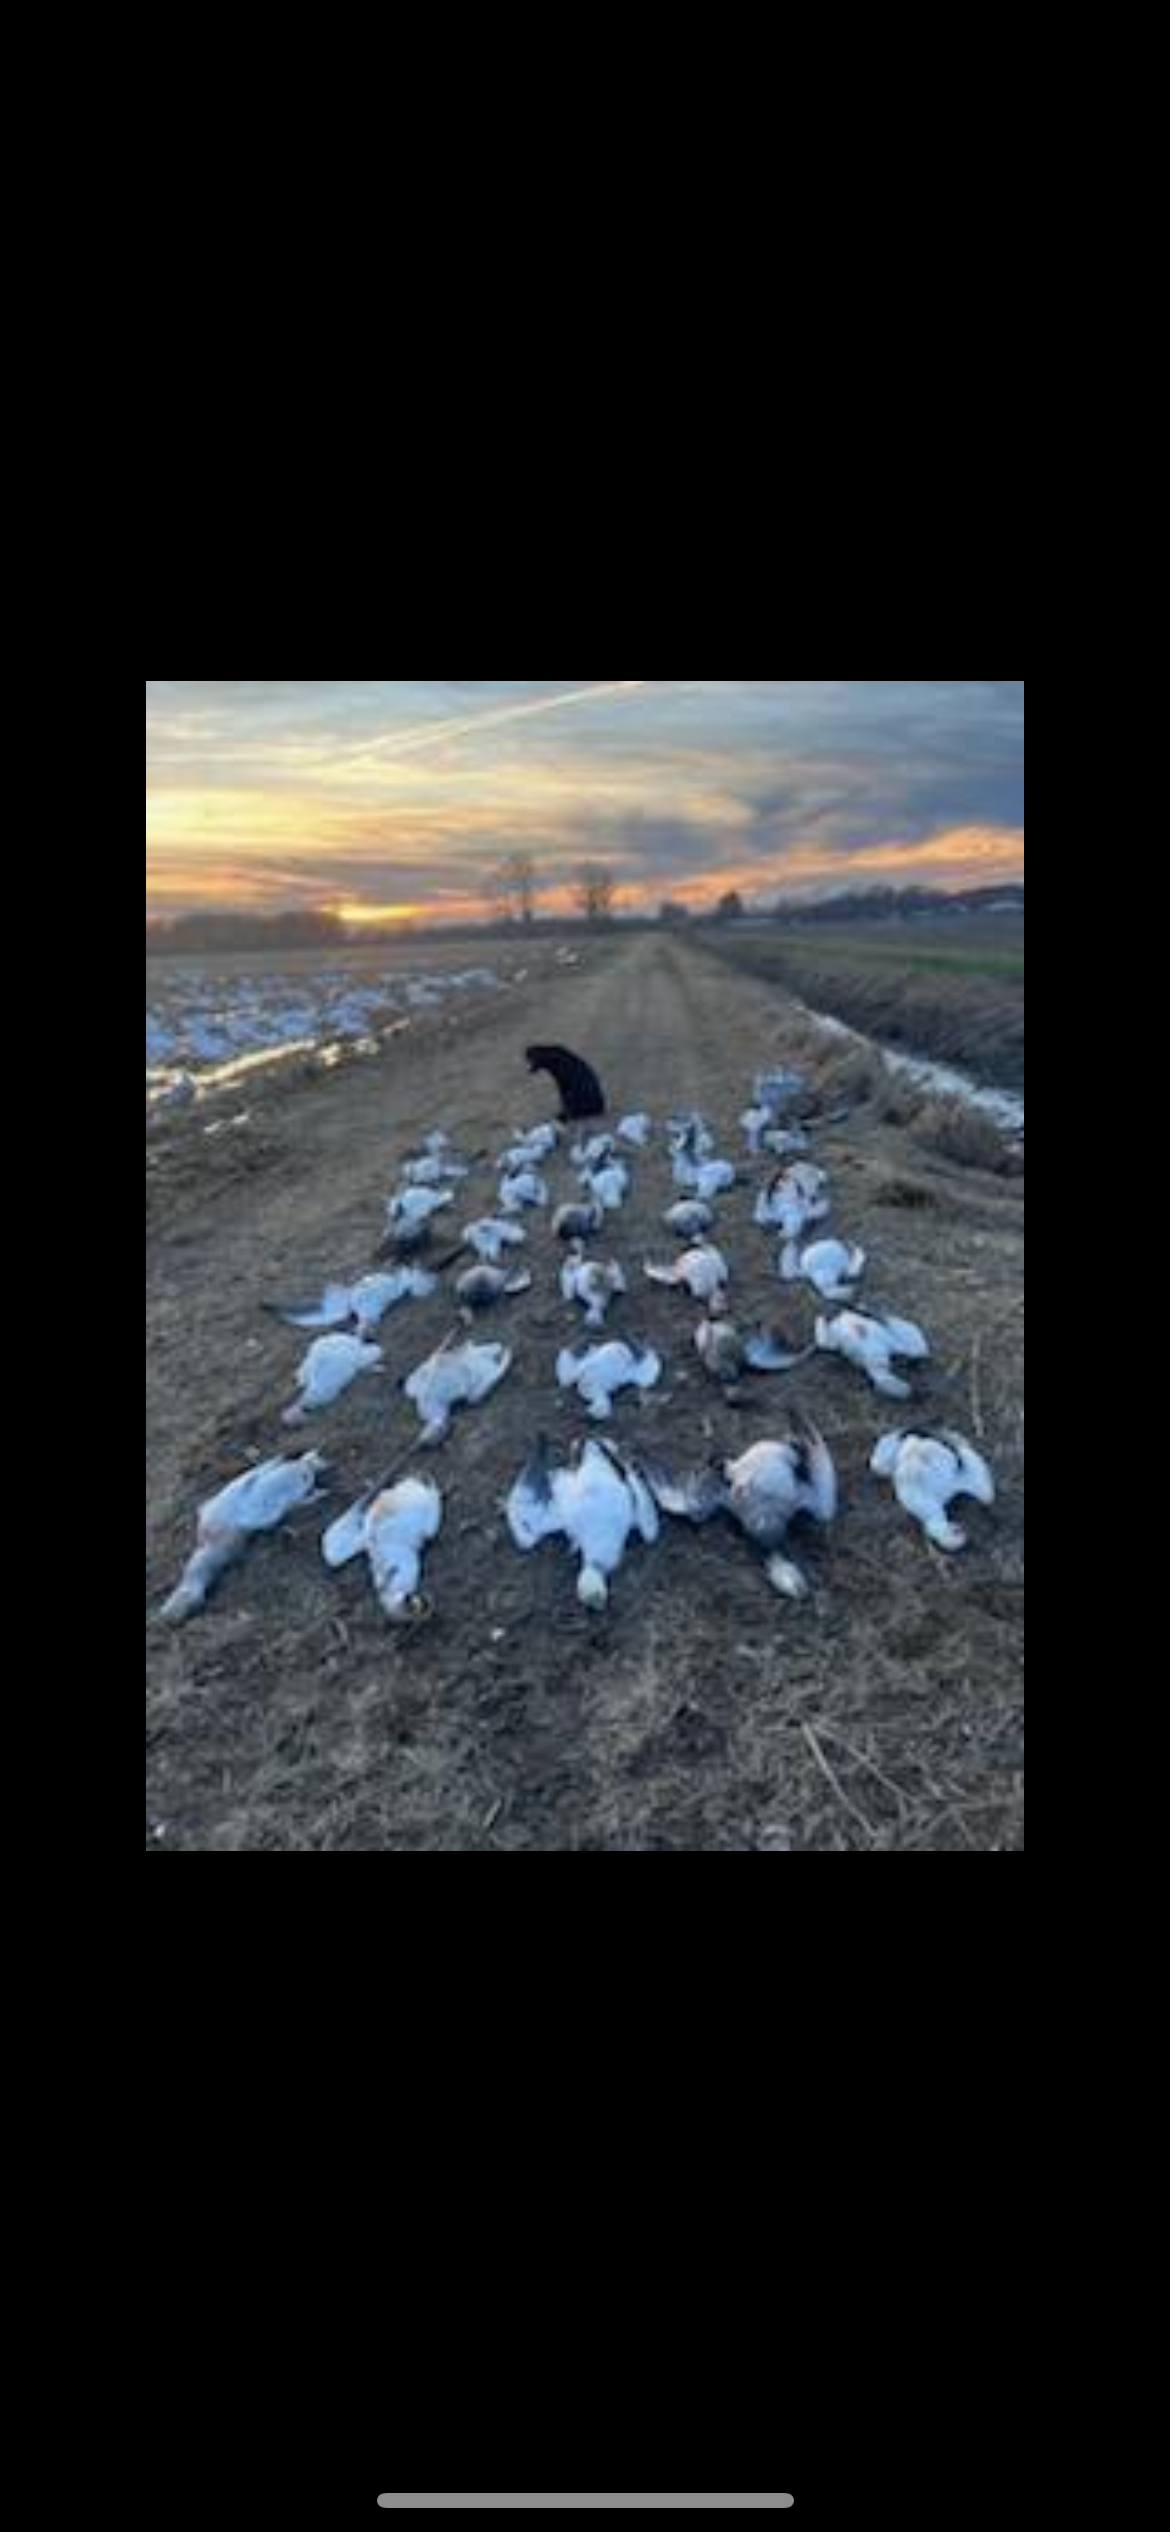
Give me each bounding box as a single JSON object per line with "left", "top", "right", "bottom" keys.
{"left": 560, "top": 1247, "right": 627, "bottom": 1329}
{"left": 462, "top": 1216, "right": 528, "bottom": 1263}
{"left": 780, "top": 1237, "right": 867, "bottom": 1302}
{"left": 556, "top": 1337, "right": 662, "bottom": 1420}
{"left": 570, "top": 1131, "right": 617, "bottom": 1170}
{"left": 498, "top": 1168, "right": 549, "bottom": 1213}
{"left": 385, "top": 1184, "right": 454, "bottom": 1234}
{"left": 499, "top": 1128, "right": 557, "bottom": 1171}
{"left": 642, "top": 1420, "right": 837, "bottom": 1601}
{"left": 871, "top": 1430, "right": 995, "bottom": 1551}
{"left": 579, "top": 1158, "right": 629, "bottom": 1211}
{"left": 815, "top": 1309, "right": 930, "bottom": 1399}
{"left": 666, "top": 1112, "right": 716, "bottom": 1160}
{"left": 283, "top": 1333, "right": 383, "bottom": 1423}
{"left": 616, "top": 1113, "right": 652, "bottom": 1148}
{"left": 272, "top": 1266, "right": 435, "bottom": 1337}
{"left": 400, "top": 1150, "right": 470, "bottom": 1186}
{"left": 673, "top": 1153, "right": 737, "bottom": 1200}
{"left": 404, "top": 1338, "right": 512, "bottom": 1442}
{"left": 644, "top": 1243, "right": 730, "bottom": 1306}
{"left": 754, "top": 1162, "right": 830, "bottom": 1238}
{"left": 161, "top": 1453, "right": 327, "bottom": 1625}
{"left": 322, "top": 1475, "right": 443, "bottom": 1619}
{"left": 507, "top": 1437, "right": 659, "bottom": 1608}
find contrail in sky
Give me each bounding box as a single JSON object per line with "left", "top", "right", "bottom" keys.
{"left": 349, "top": 681, "right": 654, "bottom": 763}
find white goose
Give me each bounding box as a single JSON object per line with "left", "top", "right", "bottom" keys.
{"left": 667, "top": 1112, "right": 716, "bottom": 1160}
{"left": 641, "top": 1418, "right": 838, "bottom": 1601}
{"left": 284, "top": 1333, "right": 383, "bottom": 1423}
{"left": 404, "top": 1338, "right": 512, "bottom": 1443}
{"left": 570, "top": 1130, "right": 617, "bottom": 1170}
{"left": 385, "top": 1184, "right": 454, "bottom": 1234}
{"left": 780, "top": 1237, "right": 867, "bottom": 1302}
{"left": 400, "top": 1149, "right": 472, "bottom": 1186}
{"left": 498, "top": 1167, "right": 549, "bottom": 1214}
{"left": 663, "top": 1198, "right": 716, "bottom": 1240}
{"left": 556, "top": 1337, "right": 662, "bottom": 1420}
{"left": 616, "top": 1113, "right": 652, "bottom": 1148}
{"left": 871, "top": 1430, "right": 995, "bottom": 1551}
{"left": 507, "top": 1436, "right": 659, "bottom": 1609}
{"left": 161, "top": 1452, "right": 328, "bottom": 1624}
{"left": 754, "top": 1162, "right": 830, "bottom": 1237}
{"left": 269, "top": 1265, "right": 436, "bottom": 1337}
{"left": 461, "top": 1216, "right": 528, "bottom": 1263}
{"left": 694, "top": 1317, "right": 812, "bottom": 1388}
{"left": 322, "top": 1475, "right": 443, "bottom": 1621}
{"left": 815, "top": 1309, "right": 930, "bottom": 1398}
{"left": 579, "top": 1157, "right": 629, "bottom": 1212}
{"left": 673, "top": 1152, "right": 737, "bottom": 1201}
{"left": 560, "top": 1246, "right": 627, "bottom": 1329}
{"left": 455, "top": 1264, "right": 533, "bottom": 1316}
{"left": 644, "top": 1243, "right": 731, "bottom": 1307}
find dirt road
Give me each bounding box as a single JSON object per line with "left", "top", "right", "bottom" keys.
{"left": 146, "top": 935, "right": 1024, "bottom": 1851}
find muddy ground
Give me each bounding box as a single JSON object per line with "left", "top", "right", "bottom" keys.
{"left": 146, "top": 935, "right": 1024, "bottom": 1851}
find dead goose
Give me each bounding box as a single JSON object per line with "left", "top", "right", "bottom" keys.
{"left": 404, "top": 1337, "right": 512, "bottom": 1443}
{"left": 570, "top": 1130, "right": 617, "bottom": 1170}
{"left": 498, "top": 1167, "right": 549, "bottom": 1213}
{"left": 780, "top": 1237, "right": 867, "bottom": 1302}
{"left": 456, "top": 1263, "right": 533, "bottom": 1317}
{"left": 694, "top": 1317, "right": 813, "bottom": 1390}
{"left": 815, "top": 1309, "right": 930, "bottom": 1399}
{"left": 663, "top": 1197, "right": 716, "bottom": 1240}
{"left": 579, "top": 1157, "right": 629, "bottom": 1211}
{"left": 267, "top": 1266, "right": 436, "bottom": 1338}
{"left": 871, "top": 1429, "right": 995, "bottom": 1551}
{"left": 644, "top": 1242, "right": 731, "bottom": 1308}
{"left": 283, "top": 1333, "right": 383, "bottom": 1423}
{"left": 400, "top": 1150, "right": 473, "bottom": 1186}
{"left": 506, "top": 1435, "right": 659, "bottom": 1610}
{"left": 374, "top": 1183, "right": 455, "bottom": 1260}
{"left": 561, "top": 1246, "right": 627, "bottom": 1329}
{"left": 642, "top": 1417, "right": 838, "bottom": 1601}
{"left": 754, "top": 1163, "right": 830, "bottom": 1237}
{"left": 323, "top": 1474, "right": 443, "bottom": 1621}
{"left": 553, "top": 1199, "right": 604, "bottom": 1244}
{"left": 672, "top": 1151, "right": 737, "bottom": 1201}
{"left": 555, "top": 1337, "right": 663, "bottom": 1420}
{"left": 161, "top": 1452, "right": 328, "bottom": 1625}
{"left": 461, "top": 1216, "right": 529, "bottom": 1263}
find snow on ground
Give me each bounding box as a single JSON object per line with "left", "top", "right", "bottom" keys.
{"left": 146, "top": 964, "right": 503, "bottom": 1111}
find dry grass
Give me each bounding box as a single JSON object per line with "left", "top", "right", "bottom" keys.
{"left": 911, "top": 1097, "right": 1013, "bottom": 1174}
{"left": 699, "top": 926, "right": 1025, "bottom": 1091}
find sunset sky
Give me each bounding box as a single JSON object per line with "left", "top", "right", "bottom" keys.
{"left": 145, "top": 680, "right": 1025, "bottom": 924}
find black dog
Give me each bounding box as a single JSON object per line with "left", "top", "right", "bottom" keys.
{"left": 526, "top": 1043, "right": 607, "bottom": 1122}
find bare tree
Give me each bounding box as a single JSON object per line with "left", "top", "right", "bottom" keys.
{"left": 576, "top": 865, "right": 618, "bottom": 924}
{"left": 492, "top": 851, "right": 538, "bottom": 926}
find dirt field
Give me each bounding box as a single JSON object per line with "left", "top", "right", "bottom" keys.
{"left": 146, "top": 935, "right": 1024, "bottom": 1851}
